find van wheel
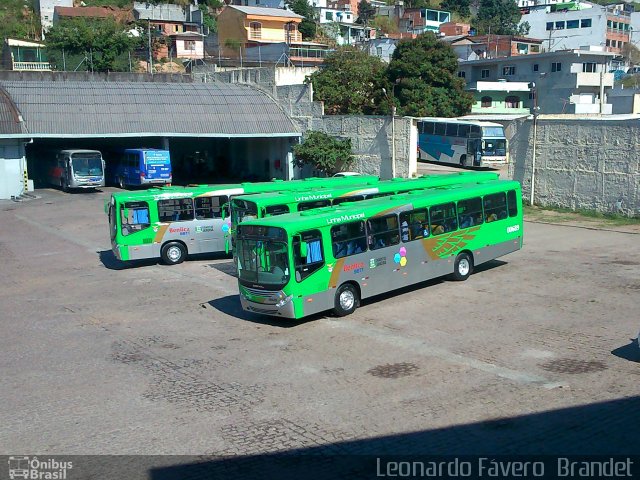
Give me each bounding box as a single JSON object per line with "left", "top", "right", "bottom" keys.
{"left": 460, "top": 155, "right": 467, "bottom": 167}
{"left": 334, "top": 283, "right": 359, "bottom": 317}
{"left": 452, "top": 252, "right": 473, "bottom": 281}
{"left": 161, "top": 242, "right": 187, "bottom": 265}
{"left": 118, "top": 176, "right": 126, "bottom": 189}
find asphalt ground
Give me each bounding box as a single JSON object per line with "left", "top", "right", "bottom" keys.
{"left": 1, "top": 184, "right": 639, "bottom": 475}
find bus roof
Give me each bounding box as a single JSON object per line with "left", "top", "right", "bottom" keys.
{"left": 231, "top": 172, "right": 501, "bottom": 207}
{"left": 109, "top": 175, "right": 381, "bottom": 204}
{"left": 239, "top": 180, "right": 521, "bottom": 235}
{"left": 414, "top": 117, "right": 505, "bottom": 128}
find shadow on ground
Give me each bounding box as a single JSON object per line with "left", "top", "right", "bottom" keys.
{"left": 143, "top": 396, "right": 640, "bottom": 479}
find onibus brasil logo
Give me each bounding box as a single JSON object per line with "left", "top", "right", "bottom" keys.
{"left": 8, "top": 456, "right": 73, "bottom": 479}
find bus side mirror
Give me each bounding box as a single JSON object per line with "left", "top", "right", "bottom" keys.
{"left": 300, "top": 241, "right": 308, "bottom": 259}
{"left": 221, "top": 203, "right": 228, "bottom": 220}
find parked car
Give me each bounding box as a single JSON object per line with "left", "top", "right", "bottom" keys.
{"left": 333, "top": 172, "right": 362, "bottom": 177}
{"left": 627, "top": 66, "right": 640, "bottom": 75}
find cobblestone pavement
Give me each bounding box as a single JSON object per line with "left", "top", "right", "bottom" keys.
{"left": 1, "top": 188, "right": 639, "bottom": 461}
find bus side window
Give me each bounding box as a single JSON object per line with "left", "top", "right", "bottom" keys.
{"left": 507, "top": 190, "right": 518, "bottom": 217}
{"left": 430, "top": 202, "right": 457, "bottom": 235}
{"left": 367, "top": 214, "right": 400, "bottom": 250}
{"left": 400, "top": 208, "right": 428, "bottom": 241}
{"left": 484, "top": 192, "right": 507, "bottom": 222}
{"left": 331, "top": 221, "right": 367, "bottom": 258}
{"left": 120, "top": 201, "right": 150, "bottom": 236}
{"left": 458, "top": 125, "right": 470, "bottom": 137}
{"left": 333, "top": 195, "right": 365, "bottom": 206}
{"left": 434, "top": 123, "right": 446, "bottom": 135}
{"left": 158, "top": 198, "right": 194, "bottom": 222}
{"left": 265, "top": 204, "right": 289, "bottom": 216}
{"left": 457, "top": 197, "right": 483, "bottom": 229}
{"left": 298, "top": 200, "right": 331, "bottom": 211}
{"left": 293, "top": 229, "right": 324, "bottom": 282}
{"left": 422, "top": 122, "right": 435, "bottom": 135}
{"left": 446, "top": 123, "right": 458, "bottom": 137}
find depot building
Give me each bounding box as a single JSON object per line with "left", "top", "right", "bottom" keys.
{"left": 0, "top": 79, "right": 301, "bottom": 199}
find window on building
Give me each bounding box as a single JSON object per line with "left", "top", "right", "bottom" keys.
{"left": 458, "top": 71, "right": 466, "bottom": 78}
{"left": 481, "top": 96, "right": 493, "bottom": 108}
{"left": 551, "top": 62, "right": 562, "bottom": 72}
{"left": 184, "top": 40, "right": 196, "bottom": 51}
{"left": 426, "top": 10, "right": 438, "bottom": 21}
{"left": 581, "top": 18, "right": 592, "bottom": 28}
{"left": 582, "top": 62, "right": 597, "bottom": 73}
{"left": 505, "top": 95, "right": 521, "bottom": 108}
{"left": 250, "top": 21, "right": 262, "bottom": 38}
{"left": 481, "top": 69, "right": 490, "bottom": 79}
{"left": 439, "top": 12, "right": 450, "bottom": 22}
{"left": 546, "top": 22, "right": 554, "bottom": 31}
{"left": 502, "top": 65, "right": 515, "bottom": 76}
{"left": 376, "top": 46, "right": 383, "bottom": 56}
{"left": 533, "top": 63, "right": 539, "bottom": 72}
{"left": 325, "top": 11, "right": 333, "bottom": 20}
{"left": 606, "top": 39, "right": 611, "bottom": 47}
{"left": 516, "top": 43, "right": 529, "bottom": 54}
{"left": 567, "top": 20, "right": 579, "bottom": 29}
{"left": 531, "top": 45, "right": 540, "bottom": 53}
{"left": 555, "top": 21, "right": 565, "bottom": 29}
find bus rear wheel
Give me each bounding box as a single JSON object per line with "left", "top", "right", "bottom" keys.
{"left": 452, "top": 252, "right": 473, "bottom": 281}
{"left": 118, "top": 176, "right": 126, "bottom": 189}
{"left": 334, "top": 283, "right": 359, "bottom": 317}
{"left": 161, "top": 242, "right": 187, "bottom": 265}
{"left": 460, "top": 155, "right": 467, "bottom": 167}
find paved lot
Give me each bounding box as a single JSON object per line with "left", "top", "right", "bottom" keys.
{"left": 1, "top": 187, "right": 639, "bottom": 463}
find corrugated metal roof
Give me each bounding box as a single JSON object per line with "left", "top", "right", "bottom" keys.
{"left": 133, "top": 2, "right": 188, "bottom": 22}
{"left": 0, "top": 88, "right": 27, "bottom": 135}
{"left": 0, "top": 81, "right": 299, "bottom": 138}
{"left": 227, "top": 5, "right": 304, "bottom": 19}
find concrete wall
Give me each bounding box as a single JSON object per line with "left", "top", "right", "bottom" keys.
{"left": 509, "top": 116, "right": 640, "bottom": 216}
{"left": 0, "top": 140, "right": 27, "bottom": 200}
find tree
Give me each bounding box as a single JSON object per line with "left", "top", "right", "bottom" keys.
{"left": 286, "top": 0, "right": 317, "bottom": 40}
{"left": 292, "top": 131, "right": 354, "bottom": 175}
{"left": 370, "top": 15, "right": 399, "bottom": 34}
{"left": 0, "top": 0, "right": 40, "bottom": 41}
{"left": 357, "top": 0, "right": 377, "bottom": 26}
{"left": 307, "top": 46, "right": 388, "bottom": 115}
{"left": 45, "top": 17, "right": 142, "bottom": 72}
{"left": 622, "top": 43, "right": 640, "bottom": 66}
{"left": 440, "top": 0, "right": 471, "bottom": 19}
{"left": 386, "top": 33, "right": 473, "bottom": 117}
{"left": 474, "top": 0, "right": 528, "bottom": 35}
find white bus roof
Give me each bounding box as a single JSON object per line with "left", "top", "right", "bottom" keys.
{"left": 412, "top": 117, "right": 504, "bottom": 128}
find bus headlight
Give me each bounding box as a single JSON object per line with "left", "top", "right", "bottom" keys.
{"left": 275, "top": 295, "right": 293, "bottom": 308}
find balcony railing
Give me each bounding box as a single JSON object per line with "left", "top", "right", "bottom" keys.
{"left": 12, "top": 61, "right": 50, "bottom": 71}
{"left": 289, "top": 47, "right": 332, "bottom": 59}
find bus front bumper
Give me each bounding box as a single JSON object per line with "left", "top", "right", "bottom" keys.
{"left": 239, "top": 295, "right": 296, "bottom": 319}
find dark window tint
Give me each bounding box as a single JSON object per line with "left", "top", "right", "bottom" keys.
{"left": 484, "top": 192, "right": 507, "bottom": 222}
{"left": 264, "top": 204, "right": 289, "bottom": 216}
{"left": 331, "top": 221, "right": 367, "bottom": 258}
{"left": 333, "top": 195, "right": 365, "bottom": 205}
{"left": 507, "top": 189, "right": 518, "bottom": 217}
{"left": 430, "top": 202, "right": 458, "bottom": 235}
{"left": 195, "top": 195, "right": 228, "bottom": 219}
{"left": 421, "top": 122, "right": 435, "bottom": 134}
{"left": 298, "top": 200, "right": 331, "bottom": 211}
{"left": 367, "top": 215, "right": 400, "bottom": 250}
{"left": 120, "top": 201, "right": 150, "bottom": 236}
{"left": 458, "top": 124, "right": 470, "bottom": 137}
{"left": 434, "top": 123, "right": 446, "bottom": 135}
{"left": 457, "top": 197, "right": 484, "bottom": 228}
{"left": 158, "top": 198, "right": 194, "bottom": 222}
{"left": 293, "top": 229, "right": 324, "bottom": 281}
{"left": 400, "top": 208, "right": 429, "bottom": 242}
{"left": 446, "top": 123, "right": 458, "bottom": 136}
{"left": 367, "top": 193, "right": 391, "bottom": 199}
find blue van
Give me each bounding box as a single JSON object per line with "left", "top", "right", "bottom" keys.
{"left": 111, "top": 148, "right": 172, "bottom": 189}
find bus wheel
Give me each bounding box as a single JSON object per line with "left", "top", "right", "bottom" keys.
{"left": 334, "top": 283, "right": 359, "bottom": 317}
{"left": 452, "top": 252, "right": 473, "bottom": 281}
{"left": 161, "top": 242, "right": 187, "bottom": 265}
{"left": 460, "top": 155, "right": 467, "bottom": 167}
{"left": 118, "top": 177, "right": 126, "bottom": 189}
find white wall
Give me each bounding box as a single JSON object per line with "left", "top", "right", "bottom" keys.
{"left": 275, "top": 66, "right": 318, "bottom": 85}
{"left": 175, "top": 39, "right": 204, "bottom": 59}
{"left": 0, "top": 141, "right": 26, "bottom": 200}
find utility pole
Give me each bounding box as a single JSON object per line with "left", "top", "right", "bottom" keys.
{"left": 148, "top": 20, "right": 153, "bottom": 74}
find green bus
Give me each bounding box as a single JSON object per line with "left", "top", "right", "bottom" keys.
{"left": 230, "top": 171, "right": 500, "bottom": 231}
{"left": 107, "top": 176, "right": 379, "bottom": 265}
{"left": 236, "top": 179, "right": 523, "bottom": 319}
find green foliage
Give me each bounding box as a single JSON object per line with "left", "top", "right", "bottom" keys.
{"left": 440, "top": 0, "right": 471, "bottom": 19}
{"left": 357, "top": 0, "right": 377, "bottom": 25}
{"left": 292, "top": 131, "right": 354, "bottom": 175}
{"left": 622, "top": 43, "right": 640, "bottom": 65}
{"left": 307, "top": 46, "right": 388, "bottom": 115}
{"left": 285, "top": 0, "right": 317, "bottom": 40}
{"left": 387, "top": 33, "right": 473, "bottom": 117}
{"left": 45, "top": 17, "right": 143, "bottom": 72}
{"left": 370, "top": 15, "right": 399, "bottom": 34}
{"left": 81, "top": 0, "right": 132, "bottom": 7}
{"left": 0, "top": 0, "right": 40, "bottom": 41}
{"left": 403, "top": 0, "right": 430, "bottom": 8}
{"left": 474, "top": 0, "right": 528, "bottom": 35}
{"left": 199, "top": 4, "right": 218, "bottom": 33}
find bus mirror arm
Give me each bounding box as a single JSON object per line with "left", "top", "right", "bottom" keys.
{"left": 225, "top": 235, "right": 230, "bottom": 254}
{"left": 221, "top": 203, "right": 229, "bottom": 220}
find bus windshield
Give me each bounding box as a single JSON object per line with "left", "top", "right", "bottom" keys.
{"left": 232, "top": 199, "right": 258, "bottom": 224}
{"left": 482, "top": 126, "right": 504, "bottom": 137}
{"left": 237, "top": 226, "right": 290, "bottom": 288}
{"left": 483, "top": 139, "right": 507, "bottom": 156}
{"left": 71, "top": 153, "right": 103, "bottom": 176}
